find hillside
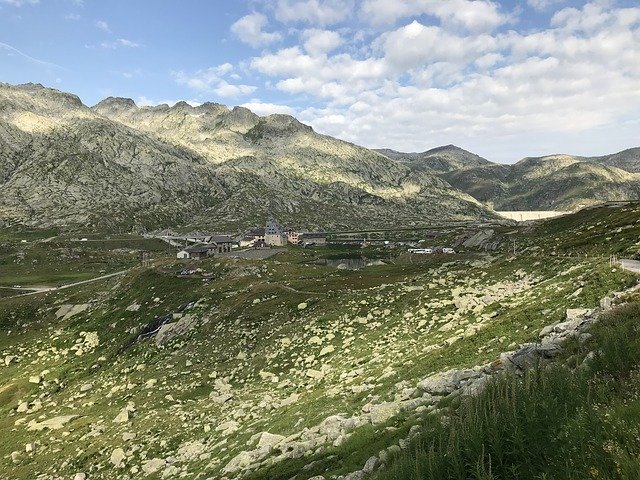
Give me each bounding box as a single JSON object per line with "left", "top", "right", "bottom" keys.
{"left": 0, "top": 83, "right": 491, "bottom": 232}
{"left": 433, "top": 151, "right": 640, "bottom": 210}
{"left": 2, "top": 204, "right": 640, "bottom": 479}
{"left": 376, "top": 145, "right": 493, "bottom": 173}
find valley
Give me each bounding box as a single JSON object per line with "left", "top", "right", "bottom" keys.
{"left": 2, "top": 203, "right": 640, "bottom": 479}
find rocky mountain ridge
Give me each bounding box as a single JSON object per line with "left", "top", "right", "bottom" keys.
{"left": 380, "top": 146, "right": 640, "bottom": 210}
{"left": 0, "top": 83, "right": 488, "bottom": 231}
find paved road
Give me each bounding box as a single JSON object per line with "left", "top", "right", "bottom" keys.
{"left": 9, "top": 270, "right": 128, "bottom": 298}
{"left": 620, "top": 259, "right": 640, "bottom": 273}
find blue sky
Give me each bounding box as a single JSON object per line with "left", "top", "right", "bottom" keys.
{"left": 1, "top": 0, "right": 639, "bottom": 163}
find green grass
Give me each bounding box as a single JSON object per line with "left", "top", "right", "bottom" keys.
{"left": 378, "top": 302, "right": 640, "bottom": 480}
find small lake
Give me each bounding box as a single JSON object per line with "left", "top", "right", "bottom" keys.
{"left": 314, "top": 257, "right": 386, "bottom": 270}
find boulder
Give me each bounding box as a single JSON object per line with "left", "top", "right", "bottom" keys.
{"left": 110, "top": 448, "right": 126, "bottom": 467}
{"left": 155, "top": 314, "right": 198, "bottom": 346}
{"left": 257, "top": 432, "right": 285, "bottom": 449}
{"left": 370, "top": 402, "right": 401, "bottom": 425}
{"left": 306, "top": 369, "right": 324, "bottom": 380}
{"left": 362, "top": 455, "right": 380, "bottom": 473}
{"left": 142, "top": 458, "right": 166, "bottom": 475}
{"left": 27, "top": 415, "right": 78, "bottom": 431}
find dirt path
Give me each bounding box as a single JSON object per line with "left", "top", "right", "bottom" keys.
{"left": 9, "top": 270, "right": 128, "bottom": 298}
{"left": 273, "top": 284, "right": 328, "bottom": 296}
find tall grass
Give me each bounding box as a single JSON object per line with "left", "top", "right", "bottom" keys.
{"left": 379, "top": 302, "right": 640, "bottom": 480}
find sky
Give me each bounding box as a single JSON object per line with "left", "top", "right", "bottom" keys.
{"left": 0, "top": 0, "right": 639, "bottom": 163}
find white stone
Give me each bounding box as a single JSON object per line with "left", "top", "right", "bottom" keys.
{"left": 110, "top": 448, "right": 126, "bottom": 467}
{"left": 27, "top": 415, "right": 78, "bottom": 431}
{"left": 319, "top": 345, "right": 335, "bottom": 356}
{"left": 257, "top": 432, "right": 285, "bottom": 449}
{"left": 142, "top": 458, "right": 166, "bottom": 475}
{"left": 306, "top": 369, "right": 324, "bottom": 380}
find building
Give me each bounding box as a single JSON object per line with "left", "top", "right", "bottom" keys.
{"left": 265, "top": 220, "right": 287, "bottom": 247}
{"left": 284, "top": 227, "right": 299, "bottom": 244}
{"left": 177, "top": 246, "right": 210, "bottom": 260}
{"left": 299, "top": 232, "right": 327, "bottom": 246}
{"left": 253, "top": 239, "right": 269, "bottom": 249}
{"left": 176, "top": 236, "right": 235, "bottom": 259}
{"left": 208, "top": 235, "right": 235, "bottom": 253}
{"left": 239, "top": 236, "right": 256, "bottom": 248}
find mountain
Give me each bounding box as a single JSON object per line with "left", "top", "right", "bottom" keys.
{"left": 410, "top": 148, "right": 640, "bottom": 210}
{"left": 376, "top": 145, "right": 493, "bottom": 173}
{"left": 0, "top": 83, "right": 492, "bottom": 231}
{"left": 590, "top": 148, "right": 640, "bottom": 173}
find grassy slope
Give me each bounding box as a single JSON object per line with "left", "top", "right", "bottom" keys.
{"left": 0, "top": 204, "right": 639, "bottom": 479}
{"left": 377, "top": 300, "right": 640, "bottom": 480}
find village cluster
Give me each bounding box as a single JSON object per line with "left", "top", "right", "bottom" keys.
{"left": 175, "top": 220, "right": 327, "bottom": 259}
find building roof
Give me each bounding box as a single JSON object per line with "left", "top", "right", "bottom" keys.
{"left": 248, "top": 227, "right": 265, "bottom": 236}
{"left": 209, "top": 235, "right": 234, "bottom": 243}
{"left": 181, "top": 246, "right": 210, "bottom": 253}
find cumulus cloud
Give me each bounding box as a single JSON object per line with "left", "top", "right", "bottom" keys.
{"left": 174, "top": 63, "right": 257, "bottom": 98}
{"left": 302, "top": 29, "right": 343, "bottom": 55}
{"left": 275, "top": 0, "right": 354, "bottom": 25}
{"left": 360, "top": 0, "right": 508, "bottom": 32}
{"left": 231, "top": 12, "right": 282, "bottom": 47}
{"left": 243, "top": 1, "right": 640, "bottom": 161}
{"left": 240, "top": 100, "right": 296, "bottom": 116}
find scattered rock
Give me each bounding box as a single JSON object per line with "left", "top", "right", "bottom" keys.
{"left": 110, "top": 448, "right": 126, "bottom": 468}
{"left": 27, "top": 415, "right": 78, "bottom": 431}
{"left": 142, "top": 458, "right": 166, "bottom": 475}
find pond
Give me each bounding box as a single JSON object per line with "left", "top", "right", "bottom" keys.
{"left": 314, "top": 257, "right": 386, "bottom": 270}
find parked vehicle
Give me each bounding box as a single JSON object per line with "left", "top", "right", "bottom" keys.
{"left": 408, "top": 248, "right": 433, "bottom": 254}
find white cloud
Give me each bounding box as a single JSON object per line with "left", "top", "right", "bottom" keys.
{"left": 240, "top": 100, "right": 296, "bottom": 116}
{"left": 527, "top": 0, "right": 565, "bottom": 12}
{"left": 360, "top": 0, "right": 508, "bottom": 32}
{"left": 274, "top": 0, "right": 354, "bottom": 26}
{"left": 231, "top": 13, "right": 282, "bottom": 47}
{"left": 64, "top": 13, "right": 80, "bottom": 20}
{"left": 0, "top": 0, "right": 39, "bottom": 6}
{"left": 244, "top": 1, "right": 640, "bottom": 162}
{"left": 174, "top": 63, "right": 256, "bottom": 98}
{"left": 100, "top": 38, "right": 141, "bottom": 49}
{"left": 302, "top": 29, "right": 342, "bottom": 55}
{"left": 0, "top": 41, "right": 61, "bottom": 69}
{"left": 95, "top": 20, "right": 110, "bottom": 32}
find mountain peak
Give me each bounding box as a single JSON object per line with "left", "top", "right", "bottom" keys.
{"left": 94, "top": 97, "right": 137, "bottom": 110}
